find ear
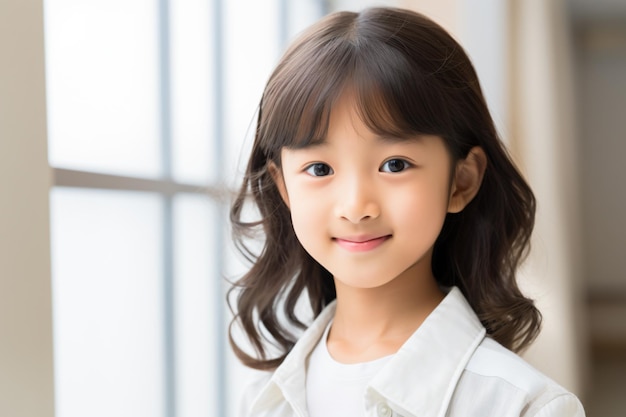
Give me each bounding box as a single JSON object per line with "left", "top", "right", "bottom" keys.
{"left": 448, "top": 147, "right": 487, "bottom": 213}
{"left": 268, "top": 162, "right": 290, "bottom": 208}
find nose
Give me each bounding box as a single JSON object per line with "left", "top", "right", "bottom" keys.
{"left": 334, "top": 175, "right": 381, "bottom": 224}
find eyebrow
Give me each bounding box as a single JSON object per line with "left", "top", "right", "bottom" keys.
{"left": 286, "top": 133, "right": 426, "bottom": 151}
{"left": 375, "top": 134, "right": 426, "bottom": 144}
{"left": 286, "top": 140, "right": 330, "bottom": 151}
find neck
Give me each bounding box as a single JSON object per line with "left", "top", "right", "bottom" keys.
{"left": 327, "top": 264, "right": 445, "bottom": 362}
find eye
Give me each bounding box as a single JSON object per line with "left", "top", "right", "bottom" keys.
{"left": 305, "top": 163, "right": 334, "bottom": 177}
{"left": 380, "top": 158, "right": 411, "bottom": 173}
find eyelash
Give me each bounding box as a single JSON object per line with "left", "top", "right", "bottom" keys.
{"left": 304, "top": 163, "right": 333, "bottom": 177}
{"left": 304, "top": 158, "right": 412, "bottom": 177}
{"left": 380, "top": 158, "right": 412, "bottom": 173}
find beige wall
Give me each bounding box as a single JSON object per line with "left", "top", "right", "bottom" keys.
{"left": 576, "top": 22, "right": 626, "bottom": 348}
{"left": 507, "top": 0, "right": 587, "bottom": 396}
{"left": 0, "top": 0, "right": 55, "bottom": 416}
{"left": 397, "top": 0, "right": 462, "bottom": 39}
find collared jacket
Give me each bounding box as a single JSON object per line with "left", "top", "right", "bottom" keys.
{"left": 239, "top": 287, "right": 585, "bottom": 417}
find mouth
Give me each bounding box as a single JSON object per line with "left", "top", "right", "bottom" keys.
{"left": 333, "top": 235, "right": 391, "bottom": 252}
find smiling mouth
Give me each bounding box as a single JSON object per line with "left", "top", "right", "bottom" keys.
{"left": 333, "top": 235, "right": 391, "bottom": 252}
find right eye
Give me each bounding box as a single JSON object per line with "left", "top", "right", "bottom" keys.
{"left": 304, "top": 163, "right": 333, "bottom": 177}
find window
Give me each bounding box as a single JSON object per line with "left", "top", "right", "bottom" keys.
{"left": 44, "top": 1, "right": 325, "bottom": 416}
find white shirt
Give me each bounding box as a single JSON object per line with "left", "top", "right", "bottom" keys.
{"left": 306, "top": 321, "right": 392, "bottom": 417}
{"left": 239, "top": 287, "right": 585, "bottom": 417}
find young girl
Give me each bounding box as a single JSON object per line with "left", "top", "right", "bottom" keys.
{"left": 229, "top": 7, "right": 585, "bottom": 417}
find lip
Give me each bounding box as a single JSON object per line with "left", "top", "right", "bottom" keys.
{"left": 333, "top": 235, "right": 391, "bottom": 252}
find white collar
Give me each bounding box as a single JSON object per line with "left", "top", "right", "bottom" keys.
{"left": 249, "top": 287, "right": 486, "bottom": 417}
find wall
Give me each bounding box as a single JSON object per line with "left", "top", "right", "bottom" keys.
{"left": 507, "top": 0, "right": 587, "bottom": 395}
{"left": 0, "top": 0, "right": 55, "bottom": 416}
{"left": 575, "top": 21, "right": 626, "bottom": 348}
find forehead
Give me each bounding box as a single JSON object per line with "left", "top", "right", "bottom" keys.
{"left": 317, "top": 90, "right": 427, "bottom": 147}
{"left": 282, "top": 87, "right": 425, "bottom": 152}
{"left": 327, "top": 91, "right": 373, "bottom": 138}
{"left": 283, "top": 93, "right": 452, "bottom": 162}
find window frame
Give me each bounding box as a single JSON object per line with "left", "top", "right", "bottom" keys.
{"left": 47, "top": 0, "right": 326, "bottom": 415}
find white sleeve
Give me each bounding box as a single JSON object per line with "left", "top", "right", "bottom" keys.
{"left": 236, "top": 372, "right": 272, "bottom": 417}
{"left": 531, "top": 394, "right": 586, "bottom": 417}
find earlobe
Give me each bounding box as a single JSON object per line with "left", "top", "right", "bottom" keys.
{"left": 448, "top": 147, "right": 487, "bottom": 213}
{"left": 268, "top": 162, "right": 290, "bottom": 208}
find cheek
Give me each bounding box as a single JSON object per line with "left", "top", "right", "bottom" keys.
{"left": 393, "top": 183, "right": 450, "bottom": 230}
{"left": 285, "top": 191, "right": 326, "bottom": 245}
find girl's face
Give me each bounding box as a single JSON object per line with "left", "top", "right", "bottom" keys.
{"left": 273, "top": 93, "right": 458, "bottom": 290}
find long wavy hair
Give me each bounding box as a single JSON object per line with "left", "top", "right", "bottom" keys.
{"left": 229, "top": 7, "right": 540, "bottom": 370}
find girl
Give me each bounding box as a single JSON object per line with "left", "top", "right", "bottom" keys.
{"left": 229, "top": 7, "right": 585, "bottom": 417}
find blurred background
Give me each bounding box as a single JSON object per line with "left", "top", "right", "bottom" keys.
{"left": 1, "top": 0, "right": 625, "bottom": 416}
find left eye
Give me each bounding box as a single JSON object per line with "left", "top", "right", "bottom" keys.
{"left": 380, "top": 159, "right": 410, "bottom": 173}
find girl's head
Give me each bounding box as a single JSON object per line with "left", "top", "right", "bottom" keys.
{"left": 230, "top": 7, "right": 539, "bottom": 370}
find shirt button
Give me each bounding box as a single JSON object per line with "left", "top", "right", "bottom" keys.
{"left": 377, "top": 402, "right": 392, "bottom": 417}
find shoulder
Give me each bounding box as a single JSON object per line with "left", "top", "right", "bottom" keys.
{"left": 465, "top": 338, "right": 558, "bottom": 398}
{"left": 237, "top": 302, "right": 337, "bottom": 417}
{"left": 449, "top": 338, "right": 585, "bottom": 416}
{"left": 237, "top": 370, "right": 285, "bottom": 417}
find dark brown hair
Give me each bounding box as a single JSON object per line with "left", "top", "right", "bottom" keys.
{"left": 229, "top": 7, "right": 540, "bottom": 370}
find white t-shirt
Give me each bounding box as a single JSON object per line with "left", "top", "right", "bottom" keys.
{"left": 305, "top": 322, "right": 392, "bottom": 417}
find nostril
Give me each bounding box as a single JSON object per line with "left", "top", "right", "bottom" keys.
{"left": 339, "top": 208, "right": 380, "bottom": 224}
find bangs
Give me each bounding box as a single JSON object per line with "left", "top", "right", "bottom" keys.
{"left": 350, "top": 46, "right": 455, "bottom": 141}
{"left": 257, "top": 9, "right": 463, "bottom": 161}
